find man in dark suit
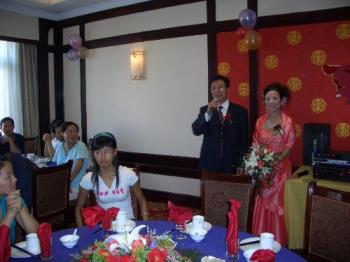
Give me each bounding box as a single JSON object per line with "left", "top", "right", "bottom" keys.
{"left": 192, "top": 75, "right": 248, "bottom": 173}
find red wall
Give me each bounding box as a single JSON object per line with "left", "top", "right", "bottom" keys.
{"left": 217, "top": 20, "right": 350, "bottom": 166}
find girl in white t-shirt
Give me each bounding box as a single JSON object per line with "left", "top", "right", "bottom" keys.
{"left": 75, "top": 132, "right": 148, "bottom": 226}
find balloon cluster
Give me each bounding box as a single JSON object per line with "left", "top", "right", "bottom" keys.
{"left": 66, "top": 34, "right": 88, "bottom": 61}
{"left": 236, "top": 9, "right": 262, "bottom": 50}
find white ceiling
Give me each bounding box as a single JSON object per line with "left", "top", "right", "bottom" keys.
{"left": 0, "top": 0, "right": 150, "bottom": 20}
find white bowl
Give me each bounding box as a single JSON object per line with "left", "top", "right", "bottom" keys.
{"left": 189, "top": 228, "right": 207, "bottom": 242}
{"left": 243, "top": 248, "right": 258, "bottom": 261}
{"left": 60, "top": 234, "right": 80, "bottom": 248}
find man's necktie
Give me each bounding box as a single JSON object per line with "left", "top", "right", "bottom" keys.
{"left": 218, "top": 105, "right": 224, "bottom": 158}
{"left": 218, "top": 106, "right": 224, "bottom": 126}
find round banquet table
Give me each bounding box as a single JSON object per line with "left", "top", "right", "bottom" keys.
{"left": 10, "top": 220, "right": 306, "bottom": 261}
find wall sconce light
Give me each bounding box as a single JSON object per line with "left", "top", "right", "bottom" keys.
{"left": 130, "top": 50, "right": 145, "bottom": 80}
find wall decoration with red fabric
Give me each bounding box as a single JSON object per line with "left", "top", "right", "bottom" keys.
{"left": 217, "top": 20, "right": 350, "bottom": 167}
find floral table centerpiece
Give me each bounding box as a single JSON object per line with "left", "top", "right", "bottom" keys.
{"left": 71, "top": 225, "right": 193, "bottom": 262}
{"left": 243, "top": 145, "right": 276, "bottom": 194}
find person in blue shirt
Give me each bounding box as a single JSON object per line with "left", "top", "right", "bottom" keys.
{"left": 0, "top": 117, "right": 25, "bottom": 154}
{"left": 0, "top": 155, "right": 38, "bottom": 243}
{"left": 43, "top": 121, "right": 90, "bottom": 200}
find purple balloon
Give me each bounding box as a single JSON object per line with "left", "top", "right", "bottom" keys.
{"left": 238, "top": 9, "right": 257, "bottom": 29}
{"left": 66, "top": 48, "right": 80, "bottom": 61}
{"left": 68, "top": 34, "right": 82, "bottom": 49}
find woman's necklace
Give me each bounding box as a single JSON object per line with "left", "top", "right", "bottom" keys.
{"left": 266, "top": 120, "right": 274, "bottom": 129}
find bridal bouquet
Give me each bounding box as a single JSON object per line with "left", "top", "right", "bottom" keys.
{"left": 243, "top": 145, "right": 276, "bottom": 194}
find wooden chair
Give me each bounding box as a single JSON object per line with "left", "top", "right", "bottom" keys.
{"left": 32, "top": 160, "right": 73, "bottom": 230}
{"left": 201, "top": 171, "right": 255, "bottom": 232}
{"left": 304, "top": 182, "right": 350, "bottom": 262}
{"left": 24, "top": 136, "right": 38, "bottom": 154}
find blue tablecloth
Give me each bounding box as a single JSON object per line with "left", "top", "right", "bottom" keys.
{"left": 10, "top": 220, "right": 306, "bottom": 261}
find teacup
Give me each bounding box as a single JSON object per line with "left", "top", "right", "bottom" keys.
{"left": 26, "top": 233, "right": 40, "bottom": 254}
{"left": 260, "top": 232, "right": 274, "bottom": 250}
{"left": 192, "top": 215, "right": 205, "bottom": 230}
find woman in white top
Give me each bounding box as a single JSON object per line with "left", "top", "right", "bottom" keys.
{"left": 75, "top": 132, "right": 148, "bottom": 226}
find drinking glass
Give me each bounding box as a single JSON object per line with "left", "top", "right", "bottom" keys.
{"left": 175, "top": 221, "right": 187, "bottom": 240}
{"left": 226, "top": 238, "right": 239, "bottom": 261}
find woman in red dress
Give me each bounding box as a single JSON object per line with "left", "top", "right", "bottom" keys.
{"left": 252, "top": 83, "right": 296, "bottom": 246}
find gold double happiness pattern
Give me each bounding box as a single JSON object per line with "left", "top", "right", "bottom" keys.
{"left": 217, "top": 62, "right": 230, "bottom": 76}
{"left": 310, "top": 50, "right": 327, "bottom": 66}
{"left": 311, "top": 98, "right": 327, "bottom": 113}
{"left": 294, "top": 123, "right": 302, "bottom": 138}
{"left": 335, "top": 123, "right": 350, "bottom": 138}
{"left": 287, "top": 77, "right": 302, "bottom": 92}
{"left": 336, "top": 24, "right": 350, "bottom": 40}
{"left": 237, "top": 39, "right": 249, "bottom": 53}
{"left": 264, "top": 55, "right": 279, "bottom": 70}
{"left": 238, "top": 82, "right": 249, "bottom": 97}
{"left": 286, "top": 30, "right": 302, "bottom": 46}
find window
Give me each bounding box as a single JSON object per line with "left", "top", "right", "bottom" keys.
{"left": 0, "top": 40, "right": 23, "bottom": 133}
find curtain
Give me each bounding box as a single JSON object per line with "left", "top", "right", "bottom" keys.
{"left": 0, "top": 40, "right": 23, "bottom": 133}
{"left": 18, "top": 43, "right": 39, "bottom": 137}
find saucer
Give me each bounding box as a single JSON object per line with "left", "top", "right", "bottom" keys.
{"left": 185, "top": 221, "right": 212, "bottom": 234}
{"left": 239, "top": 237, "right": 281, "bottom": 253}
{"left": 201, "top": 255, "right": 225, "bottom": 262}
{"left": 11, "top": 241, "right": 41, "bottom": 258}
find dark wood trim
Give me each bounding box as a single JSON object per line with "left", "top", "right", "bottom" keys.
{"left": 258, "top": 6, "right": 350, "bottom": 28}
{"left": 214, "top": 20, "right": 241, "bottom": 33}
{"left": 59, "top": 0, "right": 205, "bottom": 27}
{"left": 118, "top": 151, "right": 200, "bottom": 179}
{"left": 38, "top": 19, "right": 53, "bottom": 143}
{"left": 80, "top": 24, "right": 87, "bottom": 144}
{"left": 0, "top": 35, "right": 39, "bottom": 45}
{"left": 143, "top": 188, "right": 201, "bottom": 210}
{"left": 206, "top": 0, "right": 216, "bottom": 101}
{"left": 248, "top": 50, "right": 259, "bottom": 143}
{"left": 85, "top": 24, "right": 207, "bottom": 49}
{"left": 215, "top": 6, "right": 350, "bottom": 33}
{"left": 53, "top": 26, "right": 64, "bottom": 120}
{"left": 118, "top": 151, "right": 198, "bottom": 169}
{"left": 248, "top": 0, "right": 258, "bottom": 143}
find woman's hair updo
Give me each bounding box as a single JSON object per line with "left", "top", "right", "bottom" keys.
{"left": 263, "top": 83, "right": 290, "bottom": 101}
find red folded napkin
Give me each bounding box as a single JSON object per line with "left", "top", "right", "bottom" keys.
{"left": 167, "top": 201, "right": 192, "bottom": 225}
{"left": 82, "top": 205, "right": 119, "bottom": 230}
{"left": 250, "top": 249, "right": 275, "bottom": 262}
{"left": 37, "top": 223, "right": 52, "bottom": 258}
{"left": 226, "top": 199, "right": 241, "bottom": 256}
{"left": 0, "top": 225, "right": 11, "bottom": 262}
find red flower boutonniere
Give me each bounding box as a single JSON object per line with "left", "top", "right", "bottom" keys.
{"left": 224, "top": 113, "right": 233, "bottom": 124}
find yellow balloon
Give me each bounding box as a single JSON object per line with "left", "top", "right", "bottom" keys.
{"left": 244, "top": 30, "right": 262, "bottom": 50}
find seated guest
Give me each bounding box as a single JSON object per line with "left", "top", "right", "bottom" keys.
{"left": 43, "top": 119, "right": 63, "bottom": 157}
{"left": 43, "top": 121, "right": 89, "bottom": 200}
{"left": 0, "top": 155, "right": 38, "bottom": 243}
{"left": 75, "top": 132, "right": 149, "bottom": 226}
{"left": 0, "top": 117, "right": 25, "bottom": 154}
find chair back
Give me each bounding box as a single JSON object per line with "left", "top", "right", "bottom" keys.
{"left": 24, "top": 136, "right": 38, "bottom": 154}
{"left": 32, "top": 160, "right": 72, "bottom": 230}
{"left": 304, "top": 182, "right": 350, "bottom": 262}
{"left": 201, "top": 171, "right": 255, "bottom": 232}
